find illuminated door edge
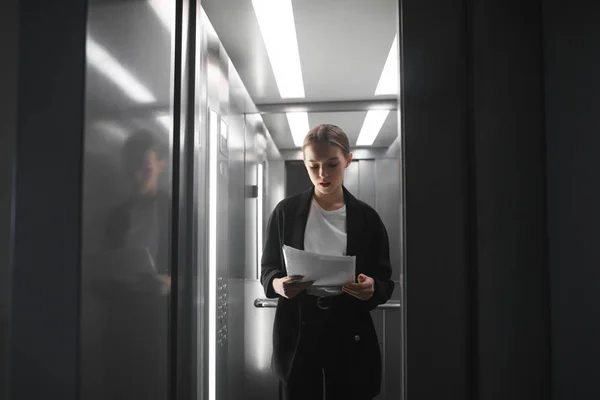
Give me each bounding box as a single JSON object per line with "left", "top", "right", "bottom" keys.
{"left": 208, "top": 109, "right": 218, "bottom": 400}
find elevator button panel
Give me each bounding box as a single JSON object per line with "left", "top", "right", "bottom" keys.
{"left": 217, "top": 277, "right": 228, "bottom": 346}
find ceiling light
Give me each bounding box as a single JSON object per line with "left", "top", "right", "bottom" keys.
{"left": 356, "top": 110, "right": 390, "bottom": 146}
{"left": 286, "top": 112, "right": 309, "bottom": 147}
{"left": 252, "top": 0, "right": 305, "bottom": 99}
{"left": 374, "top": 34, "right": 398, "bottom": 96}
{"left": 86, "top": 37, "right": 156, "bottom": 103}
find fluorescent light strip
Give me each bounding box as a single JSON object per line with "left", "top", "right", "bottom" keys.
{"left": 156, "top": 114, "right": 171, "bottom": 131}
{"left": 356, "top": 110, "right": 390, "bottom": 146}
{"left": 374, "top": 34, "right": 399, "bottom": 96}
{"left": 286, "top": 112, "right": 309, "bottom": 147}
{"left": 208, "top": 110, "right": 219, "bottom": 400}
{"left": 252, "top": 0, "right": 305, "bottom": 98}
{"left": 86, "top": 37, "right": 156, "bottom": 103}
{"left": 257, "top": 163, "right": 264, "bottom": 278}
{"left": 149, "top": 0, "right": 174, "bottom": 32}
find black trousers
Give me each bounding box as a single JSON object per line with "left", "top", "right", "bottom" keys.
{"left": 279, "top": 296, "right": 375, "bottom": 400}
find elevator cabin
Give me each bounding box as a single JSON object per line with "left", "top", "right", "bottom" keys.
{"left": 79, "top": 1, "right": 404, "bottom": 400}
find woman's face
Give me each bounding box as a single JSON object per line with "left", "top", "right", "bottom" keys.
{"left": 303, "top": 142, "right": 352, "bottom": 196}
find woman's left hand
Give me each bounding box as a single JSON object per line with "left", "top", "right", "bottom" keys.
{"left": 342, "top": 274, "right": 375, "bottom": 300}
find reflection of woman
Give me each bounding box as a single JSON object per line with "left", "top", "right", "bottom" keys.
{"left": 101, "top": 130, "right": 170, "bottom": 400}
{"left": 261, "top": 124, "right": 394, "bottom": 400}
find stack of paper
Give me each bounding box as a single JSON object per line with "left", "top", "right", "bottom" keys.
{"left": 282, "top": 245, "right": 356, "bottom": 291}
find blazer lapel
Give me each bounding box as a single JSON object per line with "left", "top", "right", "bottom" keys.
{"left": 289, "top": 187, "right": 314, "bottom": 251}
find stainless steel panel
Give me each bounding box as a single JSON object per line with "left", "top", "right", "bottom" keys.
{"left": 244, "top": 281, "right": 279, "bottom": 400}
{"left": 207, "top": 32, "right": 231, "bottom": 396}
{"left": 244, "top": 114, "right": 259, "bottom": 280}
{"left": 266, "top": 160, "right": 285, "bottom": 216}
{"left": 80, "top": 1, "right": 176, "bottom": 399}
{"left": 375, "top": 158, "right": 402, "bottom": 282}
{"left": 225, "top": 79, "right": 249, "bottom": 400}
{"left": 226, "top": 111, "right": 246, "bottom": 279}
{"left": 374, "top": 158, "right": 402, "bottom": 400}
{"left": 359, "top": 159, "right": 376, "bottom": 208}
{"left": 344, "top": 160, "right": 360, "bottom": 196}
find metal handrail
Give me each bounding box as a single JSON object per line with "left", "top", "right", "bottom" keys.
{"left": 254, "top": 298, "right": 401, "bottom": 310}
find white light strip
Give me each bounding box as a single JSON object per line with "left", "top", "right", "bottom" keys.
{"left": 149, "top": 0, "right": 174, "bottom": 32}
{"left": 374, "top": 34, "right": 399, "bottom": 96}
{"left": 356, "top": 110, "right": 390, "bottom": 146}
{"left": 208, "top": 110, "right": 219, "bottom": 400}
{"left": 251, "top": 0, "right": 305, "bottom": 98}
{"left": 286, "top": 112, "right": 310, "bottom": 147}
{"left": 257, "top": 163, "right": 264, "bottom": 278}
{"left": 156, "top": 114, "right": 171, "bottom": 131}
{"left": 86, "top": 37, "right": 156, "bottom": 103}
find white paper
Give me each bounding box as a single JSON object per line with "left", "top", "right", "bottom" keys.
{"left": 282, "top": 245, "right": 356, "bottom": 288}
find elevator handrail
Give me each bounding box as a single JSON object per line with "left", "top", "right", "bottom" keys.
{"left": 254, "top": 298, "right": 401, "bottom": 309}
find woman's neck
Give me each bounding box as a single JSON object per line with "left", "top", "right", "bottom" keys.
{"left": 313, "top": 186, "right": 345, "bottom": 211}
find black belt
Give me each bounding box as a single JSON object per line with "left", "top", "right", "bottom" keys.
{"left": 300, "top": 293, "right": 344, "bottom": 311}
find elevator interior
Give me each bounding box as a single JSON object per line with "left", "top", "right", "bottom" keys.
{"left": 79, "top": 1, "right": 403, "bottom": 399}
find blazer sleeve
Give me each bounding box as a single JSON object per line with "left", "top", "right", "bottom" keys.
{"left": 361, "top": 211, "right": 395, "bottom": 311}
{"left": 260, "top": 205, "right": 287, "bottom": 298}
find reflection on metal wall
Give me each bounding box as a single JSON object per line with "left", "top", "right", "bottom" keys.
{"left": 80, "top": 1, "right": 175, "bottom": 399}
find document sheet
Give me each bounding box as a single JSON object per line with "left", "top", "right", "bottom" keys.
{"left": 282, "top": 245, "right": 356, "bottom": 290}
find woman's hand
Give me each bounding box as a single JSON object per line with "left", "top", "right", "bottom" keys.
{"left": 273, "top": 275, "right": 314, "bottom": 299}
{"left": 343, "top": 274, "right": 375, "bottom": 300}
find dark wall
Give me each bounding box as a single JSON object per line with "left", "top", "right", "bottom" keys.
{"left": 401, "top": 0, "right": 471, "bottom": 398}
{"left": 469, "top": 1, "right": 550, "bottom": 399}
{"left": 10, "top": 1, "right": 86, "bottom": 399}
{"left": 402, "top": 0, "right": 550, "bottom": 399}
{"left": 544, "top": 1, "right": 600, "bottom": 399}
{"left": 0, "top": 0, "right": 18, "bottom": 397}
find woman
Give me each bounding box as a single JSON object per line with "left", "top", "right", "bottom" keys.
{"left": 260, "top": 124, "right": 394, "bottom": 400}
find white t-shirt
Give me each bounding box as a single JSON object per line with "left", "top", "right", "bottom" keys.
{"left": 303, "top": 198, "right": 347, "bottom": 296}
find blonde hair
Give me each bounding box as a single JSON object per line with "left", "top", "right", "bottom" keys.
{"left": 302, "top": 124, "right": 351, "bottom": 157}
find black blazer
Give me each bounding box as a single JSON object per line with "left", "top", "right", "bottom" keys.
{"left": 260, "top": 186, "right": 394, "bottom": 396}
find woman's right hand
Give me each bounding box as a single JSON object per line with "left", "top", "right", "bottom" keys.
{"left": 273, "top": 275, "right": 314, "bottom": 299}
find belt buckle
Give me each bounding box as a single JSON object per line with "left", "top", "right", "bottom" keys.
{"left": 316, "top": 296, "right": 329, "bottom": 310}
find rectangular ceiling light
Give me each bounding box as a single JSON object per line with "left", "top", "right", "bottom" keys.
{"left": 286, "top": 112, "right": 310, "bottom": 147}
{"left": 86, "top": 37, "right": 156, "bottom": 103}
{"left": 356, "top": 110, "right": 390, "bottom": 146}
{"left": 374, "top": 34, "right": 399, "bottom": 96}
{"left": 252, "top": 0, "right": 305, "bottom": 99}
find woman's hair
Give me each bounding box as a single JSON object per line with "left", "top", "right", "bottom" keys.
{"left": 302, "top": 124, "right": 351, "bottom": 158}
{"left": 122, "top": 130, "right": 167, "bottom": 172}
